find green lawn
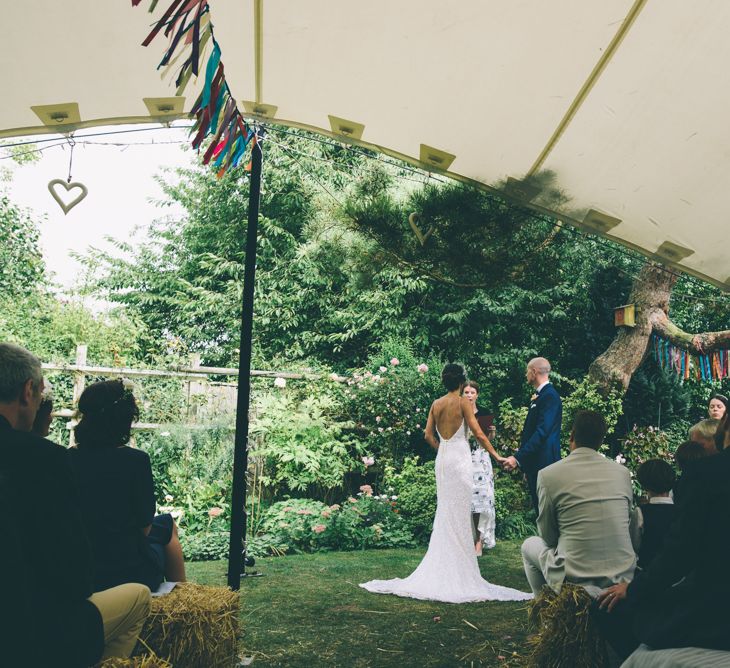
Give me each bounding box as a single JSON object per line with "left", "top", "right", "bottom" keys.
{"left": 187, "top": 540, "right": 532, "bottom": 667}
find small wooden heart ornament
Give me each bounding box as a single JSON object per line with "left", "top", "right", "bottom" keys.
{"left": 408, "top": 212, "right": 434, "bottom": 246}
{"left": 48, "top": 179, "right": 88, "bottom": 215}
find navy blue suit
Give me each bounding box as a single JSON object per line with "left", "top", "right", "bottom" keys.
{"left": 515, "top": 382, "right": 562, "bottom": 510}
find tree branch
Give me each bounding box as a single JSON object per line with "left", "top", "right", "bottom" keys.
{"left": 651, "top": 313, "right": 730, "bottom": 353}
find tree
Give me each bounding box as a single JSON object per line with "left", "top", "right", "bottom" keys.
{"left": 0, "top": 195, "right": 45, "bottom": 299}
{"left": 588, "top": 262, "right": 730, "bottom": 394}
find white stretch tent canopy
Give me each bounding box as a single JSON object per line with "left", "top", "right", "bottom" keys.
{"left": 2, "top": 0, "right": 729, "bottom": 289}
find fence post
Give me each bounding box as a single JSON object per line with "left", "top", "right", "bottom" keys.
{"left": 187, "top": 353, "right": 201, "bottom": 421}
{"left": 69, "top": 344, "right": 87, "bottom": 447}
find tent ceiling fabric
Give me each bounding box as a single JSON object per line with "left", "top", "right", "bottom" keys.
{"left": 2, "top": 0, "right": 728, "bottom": 290}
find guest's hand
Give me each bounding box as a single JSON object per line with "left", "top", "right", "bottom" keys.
{"left": 502, "top": 456, "right": 518, "bottom": 472}
{"left": 494, "top": 454, "right": 507, "bottom": 465}
{"left": 596, "top": 582, "right": 629, "bottom": 613}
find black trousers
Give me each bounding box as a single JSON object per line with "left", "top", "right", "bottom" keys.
{"left": 526, "top": 471, "right": 539, "bottom": 513}
{"left": 591, "top": 599, "right": 641, "bottom": 662}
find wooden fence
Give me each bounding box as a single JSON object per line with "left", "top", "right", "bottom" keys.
{"left": 44, "top": 344, "right": 340, "bottom": 445}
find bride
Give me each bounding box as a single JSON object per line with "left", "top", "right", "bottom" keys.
{"left": 360, "top": 364, "right": 532, "bottom": 603}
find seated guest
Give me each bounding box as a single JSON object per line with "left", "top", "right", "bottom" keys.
{"left": 674, "top": 440, "right": 707, "bottom": 472}
{"left": 673, "top": 440, "right": 707, "bottom": 505}
{"left": 597, "top": 411, "right": 730, "bottom": 660}
{"left": 0, "top": 343, "right": 151, "bottom": 666}
{"left": 630, "top": 460, "right": 676, "bottom": 570}
{"left": 707, "top": 393, "right": 727, "bottom": 421}
{"left": 521, "top": 410, "right": 635, "bottom": 596}
{"left": 69, "top": 379, "right": 186, "bottom": 592}
{"left": 688, "top": 418, "right": 721, "bottom": 455}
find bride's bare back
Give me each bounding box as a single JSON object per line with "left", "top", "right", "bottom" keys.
{"left": 425, "top": 392, "right": 502, "bottom": 463}
{"left": 431, "top": 394, "right": 467, "bottom": 441}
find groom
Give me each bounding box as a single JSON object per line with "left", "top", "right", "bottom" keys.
{"left": 503, "top": 357, "right": 562, "bottom": 511}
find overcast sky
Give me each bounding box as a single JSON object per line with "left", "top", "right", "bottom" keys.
{"left": 5, "top": 124, "right": 193, "bottom": 293}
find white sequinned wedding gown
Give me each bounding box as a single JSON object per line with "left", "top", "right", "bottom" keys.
{"left": 360, "top": 420, "right": 532, "bottom": 603}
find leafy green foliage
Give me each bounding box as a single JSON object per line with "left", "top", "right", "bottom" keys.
{"left": 256, "top": 494, "right": 415, "bottom": 554}
{"left": 179, "top": 530, "right": 230, "bottom": 562}
{"left": 382, "top": 457, "right": 436, "bottom": 543}
{"left": 493, "top": 472, "right": 534, "bottom": 539}
{"left": 559, "top": 376, "right": 624, "bottom": 449}
{"left": 251, "top": 392, "right": 360, "bottom": 494}
{"left": 0, "top": 195, "right": 45, "bottom": 298}
{"left": 140, "top": 423, "right": 233, "bottom": 531}
{"left": 342, "top": 339, "right": 443, "bottom": 466}
{"left": 616, "top": 425, "right": 675, "bottom": 498}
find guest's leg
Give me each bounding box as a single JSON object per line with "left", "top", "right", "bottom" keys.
{"left": 525, "top": 473, "right": 539, "bottom": 513}
{"left": 89, "top": 583, "right": 151, "bottom": 659}
{"left": 521, "top": 535, "right": 549, "bottom": 595}
{"left": 164, "top": 520, "right": 187, "bottom": 582}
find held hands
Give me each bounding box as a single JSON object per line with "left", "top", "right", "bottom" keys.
{"left": 596, "top": 582, "right": 629, "bottom": 613}
{"left": 502, "top": 456, "right": 518, "bottom": 472}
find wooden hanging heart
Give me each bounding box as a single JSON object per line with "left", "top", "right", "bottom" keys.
{"left": 408, "top": 212, "right": 434, "bottom": 246}
{"left": 47, "top": 179, "right": 88, "bottom": 215}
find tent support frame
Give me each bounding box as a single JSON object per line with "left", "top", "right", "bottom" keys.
{"left": 227, "top": 132, "right": 263, "bottom": 590}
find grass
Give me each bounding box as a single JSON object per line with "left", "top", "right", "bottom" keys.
{"left": 187, "top": 539, "right": 531, "bottom": 667}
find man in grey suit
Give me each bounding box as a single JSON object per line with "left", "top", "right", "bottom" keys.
{"left": 521, "top": 410, "right": 636, "bottom": 596}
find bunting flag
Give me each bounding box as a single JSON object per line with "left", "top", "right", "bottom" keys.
{"left": 651, "top": 334, "right": 730, "bottom": 382}
{"left": 132, "top": 0, "right": 254, "bottom": 177}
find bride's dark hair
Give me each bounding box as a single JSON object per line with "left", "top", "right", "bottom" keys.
{"left": 442, "top": 363, "right": 467, "bottom": 391}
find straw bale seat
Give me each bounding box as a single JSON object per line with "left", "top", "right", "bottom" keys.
{"left": 526, "top": 583, "right": 608, "bottom": 668}
{"left": 98, "top": 655, "right": 172, "bottom": 668}
{"left": 138, "top": 582, "right": 240, "bottom": 668}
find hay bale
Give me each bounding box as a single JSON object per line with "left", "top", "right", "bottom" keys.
{"left": 98, "top": 655, "right": 172, "bottom": 668}
{"left": 139, "top": 582, "right": 240, "bottom": 668}
{"left": 526, "top": 583, "right": 608, "bottom": 668}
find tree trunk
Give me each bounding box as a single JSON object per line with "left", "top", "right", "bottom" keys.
{"left": 588, "top": 262, "right": 730, "bottom": 395}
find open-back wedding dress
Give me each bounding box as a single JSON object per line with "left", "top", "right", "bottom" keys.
{"left": 360, "top": 420, "right": 532, "bottom": 603}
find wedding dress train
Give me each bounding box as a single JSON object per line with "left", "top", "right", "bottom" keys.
{"left": 360, "top": 421, "right": 532, "bottom": 603}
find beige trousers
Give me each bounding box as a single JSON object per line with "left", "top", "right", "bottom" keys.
{"left": 89, "top": 583, "right": 151, "bottom": 659}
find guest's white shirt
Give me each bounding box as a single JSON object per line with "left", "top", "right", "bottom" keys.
{"left": 536, "top": 380, "right": 550, "bottom": 394}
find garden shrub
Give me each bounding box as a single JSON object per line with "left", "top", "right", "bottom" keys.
{"left": 251, "top": 392, "right": 360, "bottom": 494}
{"left": 559, "top": 376, "right": 623, "bottom": 452}
{"left": 493, "top": 470, "right": 534, "bottom": 539}
{"left": 381, "top": 456, "right": 436, "bottom": 543}
{"left": 256, "top": 494, "right": 416, "bottom": 555}
{"left": 616, "top": 425, "right": 675, "bottom": 498}
{"left": 342, "top": 340, "right": 443, "bottom": 467}
{"left": 179, "top": 529, "right": 230, "bottom": 561}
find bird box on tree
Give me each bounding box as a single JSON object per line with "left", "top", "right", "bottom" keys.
{"left": 614, "top": 304, "right": 636, "bottom": 327}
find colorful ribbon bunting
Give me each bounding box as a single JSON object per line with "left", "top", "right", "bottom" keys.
{"left": 651, "top": 334, "right": 729, "bottom": 382}
{"left": 132, "top": 0, "right": 254, "bottom": 178}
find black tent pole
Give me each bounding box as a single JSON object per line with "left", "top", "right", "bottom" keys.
{"left": 227, "top": 130, "right": 263, "bottom": 590}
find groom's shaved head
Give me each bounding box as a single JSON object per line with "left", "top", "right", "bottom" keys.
{"left": 527, "top": 357, "right": 551, "bottom": 375}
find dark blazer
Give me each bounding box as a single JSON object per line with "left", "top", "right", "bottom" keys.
{"left": 627, "top": 447, "right": 730, "bottom": 651}
{"left": 515, "top": 382, "right": 562, "bottom": 474}
{"left": 0, "top": 416, "right": 104, "bottom": 667}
